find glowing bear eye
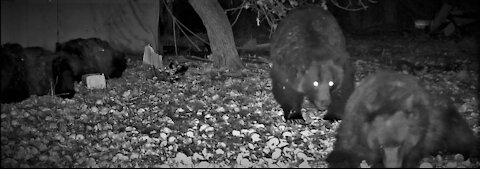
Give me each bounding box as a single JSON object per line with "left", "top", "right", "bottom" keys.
{"left": 313, "top": 81, "right": 319, "bottom": 87}
{"left": 329, "top": 81, "right": 334, "bottom": 87}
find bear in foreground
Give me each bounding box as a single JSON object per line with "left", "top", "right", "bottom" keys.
{"left": 270, "top": 5, "right": 355, "bottom": 122}
{"left": 0, "top": 43, "right": 30, "bottom": 103}
{"left": 52, "top": 38, "right": 127, "bottom": 98}
{"left": 326, "top": 71, "right": 477, "bottom": 168}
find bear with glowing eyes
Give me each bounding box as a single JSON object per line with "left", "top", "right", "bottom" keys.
{"left": 326, "top": 72, "right": 477, "bottom": 168}
{"left": 269, "top": 5, "right": 355, "bottom": 123}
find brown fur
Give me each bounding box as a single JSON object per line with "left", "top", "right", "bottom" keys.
{"left": 327, "top": 71, "right": 477, "bottom": 167}
{"left": 269, "top": 5, "right": 354, "bottom": 122}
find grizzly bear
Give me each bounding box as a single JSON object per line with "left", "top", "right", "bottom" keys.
{"left": 0, "top": 43, "right": 29, "bottom": 103}
{"left": 270, "top": 5, "right": 354, "bottom": 122}
{"left": 326, "top": 71, "right": 477, "bottom": 168}
{"left": 24, "top": 47, "right": 56, "bottom": 96}
{"left": 52, "top": 38, "right": 127, "bottom": 98}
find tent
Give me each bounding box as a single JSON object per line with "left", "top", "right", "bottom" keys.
{"left": 1, "top": 0, "right": 159, "bottom": 53}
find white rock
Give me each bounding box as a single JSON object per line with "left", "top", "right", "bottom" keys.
{"left": 419, "top": 162, "right": 433, "bottom": 168}
{"left": 186, "top": 131, "right": 194, "bottom": 137}
{"left": 276, "top": 161, "right": 287, "bottom": 168}
{"left": 277, "top": 140, "right": 289, "bottom": 148}
{"left": 299, "top": 161, "right": 311, "bottom": 168}
{"left": 113, "top": 153, "right": 128, "bottom": 162}
{"left": 248, "top": 143, "right": 255, "bottom": 150}
{"left": 204, "top": 114, "right": 212, "bottom": 119}
{"left": 197, "top": 161, "right": 211, "bottom": 168}
{"left": 83, "top": 74, "right": 106, "bottom": 89}
{"left": 122, "top": 90, "right": 131, "bottom": 98}
{"left": 282, "top": 131, "right": 292, "bottom": 137}
{"left": 192, "top": 153, "right": 204, "bottom": 161}
{"left": 296, "top": 152, "right": 313, "bottom": 160}
{"left": 159, "top": 133, "right": 167, "bottom": 140}
{"left": 222, "top": 114, "right": 229, "bottom": 121}
{"left": 360, "top": 160, "right": 370, "bottom": 168}
{"left": 95, "top": 99, "right": 103, "bottom": 105}
{"left": 251, "top": 133, "right": 261, "bottom": 142}
{"left": 263, "top": 147, "right": 270, "bottom": 154}
{"left": 271, "top": 148, "right": 282, "bottom": 159}
{"left": 205, "top": 127, "right": 214, "bottom": 132}
{"left": 278, "top": 124, "right": 286, "bottom": 131}
{"left": 446, "top": 162, "right": 457, "bottom": 168}
{"left": 75, "top": 134, "right": 85, "bottom": 140}
{"left": 168, "top": 136, "right": 176, "bottom": 143}
{"left": 239, "top": 158, "right": 253, "bottom": 168}
{"left": 215, "top": 149, "right": 224, "bottom": 154}
{"left": 232, "top": 130, "right": 242, "bottom": 137}
{"left": 130, "top": 153, "right": 139, "bottom": 159}
{"left": 202, "top": 148, "right": 213, "bottom": 159}
{"left": 162, "top": 127, "right": 172, "bottom": 133}
{"left": 199, "top": 124, "right": 209, "bottom": 131}
{"left": 241, "top": 129, "right": 250, "bottom": 134}
{"left": 176, "top": 108, "right": 185, "bottom": 113}
{"left": 300, "top": 130, "right": 313, "bottom": 137}
{"left": 267, "top": 137, "right": 280, "bottom": 149}
{"left": 216, "top": 107, "right": 226, "bottom": 113}
{"left": 174, "top": 152, "right": 192, "bottom": 165}
{"left": 91, "top": 106, "right": 99, "bottom": 113}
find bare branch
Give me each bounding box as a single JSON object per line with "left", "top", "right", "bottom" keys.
{"left": 231, "top": 0, "right": 247, "bottom": 26}
{"left": 330, "top": 0, "right": 369, "bottom": 11}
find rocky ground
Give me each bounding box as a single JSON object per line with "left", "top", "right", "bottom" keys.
{"left": 1, "top": 33, "right": 479, "bottom": 168}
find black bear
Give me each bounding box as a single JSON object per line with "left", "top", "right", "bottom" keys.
{"left": 23, "top": 47, "right": 57, "bottom": 96}
{"left": 52, "top": 38, "right": 127, "bottom": 98}
{"left": 326, "top": 71, "right": 477, "bottom": 168}
{"left": 0, "top": 43, "right": 30, "bottom": 103}
{"left": 270, "top": 5, "right": 355, "bottom": 122}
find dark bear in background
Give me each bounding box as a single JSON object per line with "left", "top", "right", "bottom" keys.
{"left": 326, "top": 72, "right": 477, "bottom": 168}
{"left": 0, "top": 43, "right": 29, "bottom": 103}
{"left": 24, "top": 47, "right": 56, "bottom": 96}
{"left": 269, "top": 5, "right": 355, "bottom": 122}
{"left": 53, "top": 38, "right": 127, "bottom": 98}
{"left": 1, "top": 44, "right": 58, "bottom": 103}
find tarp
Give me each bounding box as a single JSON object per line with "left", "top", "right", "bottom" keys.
{"left": 1, "top": 0, "right": 158, "bottom": 53}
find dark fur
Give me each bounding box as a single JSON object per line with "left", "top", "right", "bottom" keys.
{"left": 0, "top": 43, "right": 29, "bottom": 103}
{"left": 326, "top": 72, "right": 477, "bottom": 168}
{"left": 52, "top": 38, "right": 127, "bottom": 98}
{"left": 24, "top": 47, "right": 56, "bottom": 96}
{"left": 270, "top": 5, "right": 355, "bottom": 122}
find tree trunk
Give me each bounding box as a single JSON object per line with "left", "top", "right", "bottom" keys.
{"left": 188, "top": 0, "right": 244, "bottom": 70}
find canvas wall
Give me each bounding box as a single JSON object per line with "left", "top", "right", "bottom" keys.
{"left": 1, "top": 0, "right": 159, "bottom": 53}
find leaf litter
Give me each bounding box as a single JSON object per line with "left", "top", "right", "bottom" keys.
{"left": 1, "top": 35, "right": 479, "bottom": 168}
